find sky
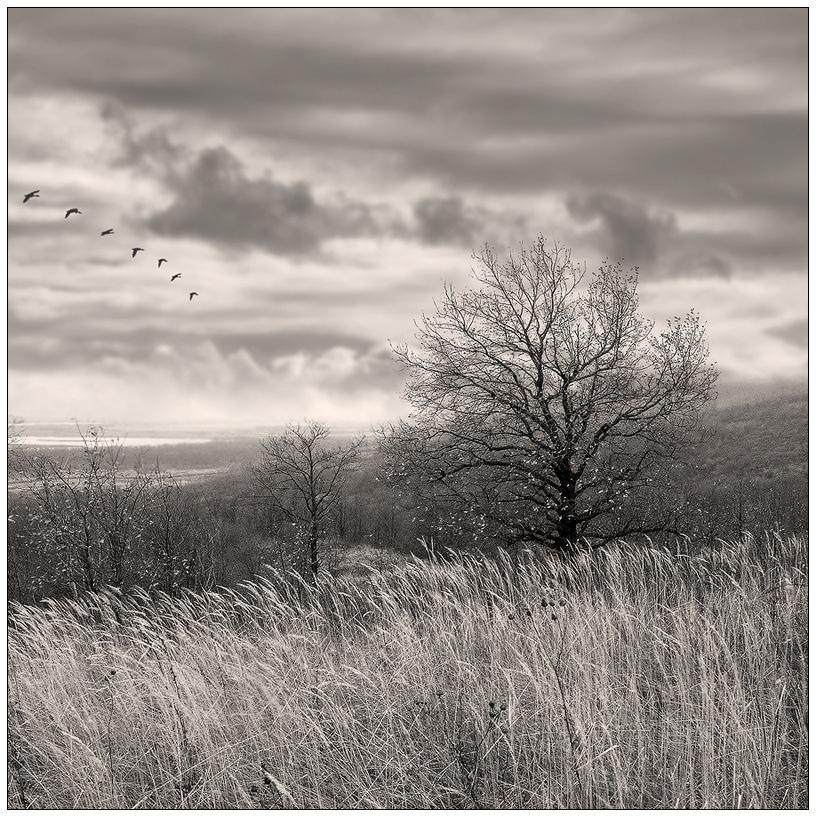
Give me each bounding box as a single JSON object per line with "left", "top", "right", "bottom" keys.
{"left": 8, "top": 9, "right": 808, "bottom": 429}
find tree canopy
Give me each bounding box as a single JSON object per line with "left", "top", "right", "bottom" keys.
{"left": 383, "top": 237, "right": 718, "bottom": 554}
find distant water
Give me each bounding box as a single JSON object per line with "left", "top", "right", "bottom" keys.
{"left": 10, "top": 421, "right": 369, "bottom": 448}
{"left": 19, "top": 435, "right": 214, "bottom": 448}
{"left": 12, "top": 422, "right": 220, "bottom": 448}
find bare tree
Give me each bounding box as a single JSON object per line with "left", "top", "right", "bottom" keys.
{"left": 252, "top": 422, "right": 365, "bottom": 579}
{"left": 383, "top": 237, "right": 717, "bottom": 555}
{"left": 7, "top": 417, "right": 25, "bottom": 478}
{"left": 13, "top": 427, "right": 215, "bottom": 598}
{"left": 146, "top": 467, "right": 215, "bottom": 593}
{"left": 22, "top": 428, "right": 153, "bottom": 592}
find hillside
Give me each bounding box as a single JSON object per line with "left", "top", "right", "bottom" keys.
{"left": 698, "top": 392, "right": 807, "bottom": 482}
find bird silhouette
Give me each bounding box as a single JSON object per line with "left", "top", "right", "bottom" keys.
{"left": 65, "top": 208, "right": 81, "bottom": 218}
{"left": 100, "top": 228, "right": 114, "bottom": 236}
{"left": 131, "top": 247, "right": 144, "bottom": 258}
{"left": 189, "top": 292, "right": 199, "bottom": 301}
{"left": 158, "top": 258, "right": 168, "bottom": 268}
{"left": 23, "top": 190, "right": 40, "bottom": 203}
{"left": 170, "top": 273, "right": 182, "bottom": 282}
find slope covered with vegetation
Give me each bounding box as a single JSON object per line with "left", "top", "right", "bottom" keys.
{"left": 698, "top": 391, "right": 807, "bottom": 482}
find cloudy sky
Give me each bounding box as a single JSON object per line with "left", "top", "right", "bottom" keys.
{"left": 8, "top": 9, "right": 807, "bottom": 428}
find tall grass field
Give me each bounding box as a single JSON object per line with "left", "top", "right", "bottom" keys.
{"left": 8, "top": 535, "right": 807, "bottom": 808}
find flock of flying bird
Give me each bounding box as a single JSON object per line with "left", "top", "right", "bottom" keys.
{"left": 22, "top": 189, "right": 199, "bottom": 301}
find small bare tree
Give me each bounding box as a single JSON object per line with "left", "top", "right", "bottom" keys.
{"left": 7, "top": 418, "right": 24, "bottom": 478}
{"left": 253, "top": 422, "right": 365, "bottom": 579}
{"left": 13, "top": 427, "right": 215, "bottom": 598}
{"left": 383, "top": 237, "right": 717, "bottom": 555}
{"left": 22, "top": 428, "right": 154, "bottom": 593}
{"left": 146, "top": 467, "right": 215, "bottom": 593}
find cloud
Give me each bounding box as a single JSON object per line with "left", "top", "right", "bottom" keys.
{"left": 8, "top": 292, "right": 394, "bottom": 372}
{"left": 13, "top": 13, "right": 806, "bottom": 269}
{"left": 566, "top": 191, "right": 677, "bottom": 267}
{"left": 100, "top": 101, "right": 185, "bottom": 183}
{"left": 411, "top": 195, "right": 527, "bottom": 249}
{"left": 9, "top": 339, "right": 405, "bottom": 427}
{"left": 105, "top": 106, "right": 528, "bottom": 256}
{"left": 142, "top": 142, "right": 534, "bottom": 257}
{"left": 413, "top": 196, "right": 480, "bottom": 246}
{"left": 767, "top": 318, "right": 807, "bottom": 350}
{"left": 669, "top": 251, "right": 732, "bottom": 281}
{"left": 144, "top": 145, "right": 382, "bottom": 256}
{"left": 99, "top": 106, "right": 385, "bottom": 256}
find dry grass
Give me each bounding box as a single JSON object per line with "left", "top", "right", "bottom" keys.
{"left": 8, "top": 534, "right": 808, "bottom": 808}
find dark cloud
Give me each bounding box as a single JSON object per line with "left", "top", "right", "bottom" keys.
{"left": 566, "top": 191, "right": 676, "bottom": 268}
{"left": 678, "top": 218, "right": 806, "bottom": 274}
{"left": 101, "top": 100, "right": 185, "bottom": 177}
{"left": 9, "top": 11, "right": 480, "bottom": 118}
{"left": 410, "top": 195, "right": 528, "bottom": 251}
{"left": 142, "top": 143, "right": 532, "bottom": 256}
{"left": 767, "top": 319, "right": 808, "bottom": 350}
{"left": 98, "top": 105, "right": 385, "bottom": 256}
{"left": 144, "top": 145, "right": 380, "bottom": 256}
{"left": 563, "top": 189, "right": 801, "bottom": 280}
{"left": 669, "top": 252, "right": 732, "bottom": 281}
{"left": 105, "top": 106, "right": 527, "bottom": 256}
{"left": 413, "top": 196, "right": 479, "bottom": 246}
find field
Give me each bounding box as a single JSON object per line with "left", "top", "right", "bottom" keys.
{"left": 8, "top": 533, "right": 807, "bottom": 809}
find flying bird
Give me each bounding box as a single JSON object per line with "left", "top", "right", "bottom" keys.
{"left": 189, "top": 292, "right": 199, "bottom": 301}
{"left": 158, "top": 258, "right": 168, "bottom": 268}
{"left": 131, "top": 247, "right": 144, "bottom": 258}
{"left": 65, "top": 208, "right": 81, "bottom": 218}
{"left": 170, "top": 273, "right": 182, "bottom": 282}
{"left": 23, "top": 190, "right": 40, "bottom": 203}
{"left": 100, "top": 228, "right": 114, "bottom": 236}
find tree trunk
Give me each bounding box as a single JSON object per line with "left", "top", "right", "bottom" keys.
{"left": 555, "top": 470, "right": 579, "bottom": 557}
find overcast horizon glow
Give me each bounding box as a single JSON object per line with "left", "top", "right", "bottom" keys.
{"left": 8, "top": 9, "right": 807, "bottom": 428}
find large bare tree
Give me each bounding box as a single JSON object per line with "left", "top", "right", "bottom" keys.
{"left": 253, "top": 422, "right": 365, "bottom": 578}
{"left": 383, "top": 237, "right": 717, "bottom": 555}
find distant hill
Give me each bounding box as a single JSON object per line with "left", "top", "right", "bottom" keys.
{"left": 11, "top": 391, "right": 807, "bottom": 489}
{"left": 696, "top": 391, "right": 807, "bottom": 482}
